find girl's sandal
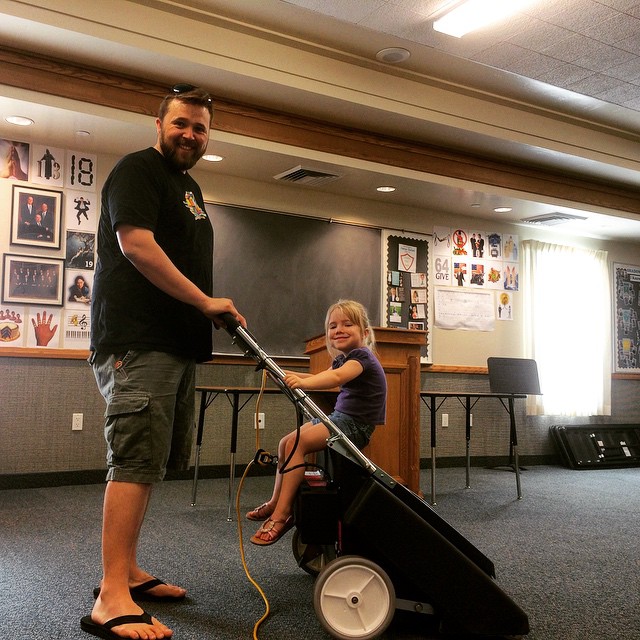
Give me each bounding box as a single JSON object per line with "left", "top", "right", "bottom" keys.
{"left": 245, "top": 502, "right": 274, "bottom": 521}
{"left": 250, "top": 517, "right": 294, "bottom": 546}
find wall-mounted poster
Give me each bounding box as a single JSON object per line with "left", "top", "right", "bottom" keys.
{"left": 63, "top": 309, "right": 91, "bottom": 348}
{"left": 29, "top": 144, "right": 65, "bottom": 187}
{"left": 0, "top": 305, "right": 26, "bottom": 347}
{"left": 434, "top": 287, "right": 495, "bottom": 331}
{"left": 0, "top": 139, "right": 29, "bottom": 180}
{"left": 435, "top": 226, "right": 519, "bottom": 292}
{"left": 65, "top": 150, "right": 97, "bottom": 191}
{"left": 10, "top": 185, "right": 63, "bottom": 249}
{"left": 65, "top": 269, "right": 93, "bottom": 308}
{"left": 65, "top": 190, "right": 96, "bottom": 230}
{"left": 613, "top": 263, "right": 640, "bottom": 373}
{"left": 65, "top": 231, "right": 95, "bottom": 269}
{"left": 26, "top": 308, "right": 61, "bottom": 348}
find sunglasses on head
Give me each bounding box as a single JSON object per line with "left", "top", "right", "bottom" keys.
{"left": 172, "top": 83, "right": 212, "bottom": 104}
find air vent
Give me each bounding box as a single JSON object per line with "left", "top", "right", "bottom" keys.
{"left": 274, "top": 165, "right": 341, "bottom": 186}
{"left": 521, "top": 212, "right": 588, "bottom": 226}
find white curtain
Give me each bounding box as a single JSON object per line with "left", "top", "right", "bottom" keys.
{"left": 522, "top": 240, "right": 611, "bottom": 416}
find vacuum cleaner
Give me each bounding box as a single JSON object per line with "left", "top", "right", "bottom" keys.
{"left": 221, "top": 313, "right": 529, "bottom": 640}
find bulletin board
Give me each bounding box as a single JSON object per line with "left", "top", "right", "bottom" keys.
{"left": 613, "top": 263, "right": 640, "bottom": 373}
{"left": 382, "top": 230, "right": 430, "bottom": 361}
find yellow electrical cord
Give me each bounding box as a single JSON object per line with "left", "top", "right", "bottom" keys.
{"left": 236, "top": 369, "right": 271, "bottom": 639}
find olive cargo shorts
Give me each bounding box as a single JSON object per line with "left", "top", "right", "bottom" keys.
{"left": 92, "top": 350, "right": 195, "bottom": 483}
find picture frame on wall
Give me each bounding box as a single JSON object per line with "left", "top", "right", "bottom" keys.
{"left": 10, "top": 185, "right": 63, "bottom": 249}
{"left": 2, "top": 254, "right": 65, "bottom": 306}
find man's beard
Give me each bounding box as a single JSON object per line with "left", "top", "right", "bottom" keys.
{"left": 159, "top": 134, "right": 205, "bottom": 171}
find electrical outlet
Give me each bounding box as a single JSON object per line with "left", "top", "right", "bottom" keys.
{"left": 255, "top": 413, "right": 265, "bottom": 430}
{"left": 72, "top": 413, "right": 83, "bottom": 431}
{"left": 441, "top": 413, "right": 449, "bottom": 427}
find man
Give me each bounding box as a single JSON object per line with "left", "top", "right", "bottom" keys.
{"left": 21, "top": 195, "right": 35, "bottom": 224}
{"left": 82, "top": 85, "right": 245, "bottom": 640}
{"left": 24, "top": 212, "right": 52, "bottom": 240}
{"left": 38, "top": 202, "right": 54, "bottom": 231}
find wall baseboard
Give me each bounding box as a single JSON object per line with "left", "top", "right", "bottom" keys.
{"left": 1, "top": 456, "right": 560, "bottom": 490}
{"left": 419, "top": 454, "right": 560, "bottom": 469}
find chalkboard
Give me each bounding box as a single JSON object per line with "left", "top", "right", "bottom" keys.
{"left": 208, "top": 204, "right": 381, "bottom": 356}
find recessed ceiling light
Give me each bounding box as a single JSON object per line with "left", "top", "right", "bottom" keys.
{"left": 494, "top": 207, "right": 513, "bottom": 213}
{"left": 75, "top": 130, "right": 91, "bottom": 137}
{"left": 5, "top": 115, "right": 34, "bottom": 126}
{"left": 375, "top": 48, "right": 411, "bottom": 64}
{"left": 202, "top": 154, "right": 224, "bottom": 162}
{"left": 470, "top": 203, "right": 481, "bottom": 208}
{"left": 377, "top": 186, "right": 396, "bottom": 193}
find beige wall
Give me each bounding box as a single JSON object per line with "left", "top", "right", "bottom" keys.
{"left": 1, "top": 150, "right": 639, "bottom": 479}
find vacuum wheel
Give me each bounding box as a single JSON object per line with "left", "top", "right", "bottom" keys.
{"left": 313, "top": 555, "right": 396, "bottom": 640}
{"left": 291, "top": 528, "right": 336, "bottom": 576}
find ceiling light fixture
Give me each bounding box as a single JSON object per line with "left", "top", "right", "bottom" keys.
{"left": 376, "top": 48, "right": 411, "bottom": 64}
{"left": 5, "top": 115, "right": 34, "bottom": 126}
{"left": 433, "top": 0, "right": 534, "bottom": 38}
{"left": 202, "top": 154, "right": 224, "bottom": 162}
{"left": 494, "top": 207, "right": 513, "bottom": 213}
{"left": 377, "top": 186, "right": 396, "bottom": 193}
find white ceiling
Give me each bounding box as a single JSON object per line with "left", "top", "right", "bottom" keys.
{"left": 1, "top": 0, "right": 640, "bottom": 243}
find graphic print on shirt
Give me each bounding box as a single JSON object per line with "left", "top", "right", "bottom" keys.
{"left": 183, "top": 191, "right": 207, "bottom": 220}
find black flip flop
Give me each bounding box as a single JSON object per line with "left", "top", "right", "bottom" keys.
{"left": 92, "top": 577, "right": 186, "bottom": 602}
{"left": 80, "top": 612, "right": 153, "bottom": 639}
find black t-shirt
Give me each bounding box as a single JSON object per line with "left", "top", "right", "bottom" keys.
{"left": 91, "top": 147, "right": 214, "bottom": 362}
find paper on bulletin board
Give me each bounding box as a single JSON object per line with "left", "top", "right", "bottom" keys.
{"left": 434, "top": 287, "right": 495, "bottom": 331}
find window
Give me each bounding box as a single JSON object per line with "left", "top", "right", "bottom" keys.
{"left": 522, "top": 240, "right": 611, "bottom": 416}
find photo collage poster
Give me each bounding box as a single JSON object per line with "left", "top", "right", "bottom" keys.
{"left": 432, "top": 226, "right": 519, "bottom": 322}
{"left": 384, "top": 231, "right": 430, "bottom": 360}
{"left": 613, "top": 263, "right": 640, "bottom": 372}
{"left": 0, "top": 137, "right": 97, "bottom": 350}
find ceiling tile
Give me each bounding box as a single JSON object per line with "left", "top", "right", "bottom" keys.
{"left": 567, "top": 73, "right": 629, "bottom": 95}
{"left": 607, "top": 56, "right": 640, "bottom": 82}
{"left": 572, "top": 40, "right": 637, "bottom": 72}
{"left": 596, "top": 81, "right": 640, "bottom": 103}
{"left": 535, "top": 62, "right": 597, "bottom": 86}
{"left": 506, "top": 19, "right": 575, "bottom": 52}
{"left": 581, "top": 13, "right": 640, "bottom": 43}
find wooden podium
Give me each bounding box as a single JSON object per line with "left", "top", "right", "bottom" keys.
{"left": 304, "top": 327, "right": 425, "bottom": 493}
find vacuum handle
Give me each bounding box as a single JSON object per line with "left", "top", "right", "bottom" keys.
{"left": 218, "top": 311, "right": 241, "bottom": 334}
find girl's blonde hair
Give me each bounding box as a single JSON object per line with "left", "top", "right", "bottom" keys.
{"left": 324, "top": 299, "right": 376, "bottom": 356}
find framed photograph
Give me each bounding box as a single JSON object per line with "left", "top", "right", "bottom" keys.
{"left": 10, "top": 185, "right": 63, "bottom": 249}
{"left": 2, "top": 254, "right": 64, "bottom": 306}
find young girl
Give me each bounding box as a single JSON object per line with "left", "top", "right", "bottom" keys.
{"left": 247, "top": 299, "right": 387, "bottom": 546}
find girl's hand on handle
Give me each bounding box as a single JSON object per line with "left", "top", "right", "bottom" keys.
{"left": 284, "top": 373, "right": 304, "bottom": 389}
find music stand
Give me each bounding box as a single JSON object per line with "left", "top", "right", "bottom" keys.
{"left": 487, "top": 357, "right": 541, "bottom": 481}
{"left": 487, "top": 357, "right": 541, "bottom": 396}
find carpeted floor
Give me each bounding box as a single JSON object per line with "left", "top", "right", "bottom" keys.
{"left": 1, "top": 464, "right": 638, "bottom": 640}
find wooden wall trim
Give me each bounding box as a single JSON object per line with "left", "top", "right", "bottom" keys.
{"left": 2, "top": 46, "right": 640, "bottom": 215}
{"left": 1, "top": 350, "right": 636, "bottom": 379}
{"left": 0, "top": 348, "right": 90, "bottom": 360}
{"left": 424, "top": 364, "right": 488, "bottom": 375}
{"left": 0, "top": 349, "right": 308, "bottom": 367}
